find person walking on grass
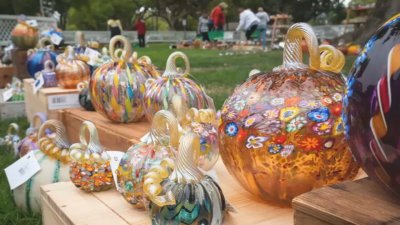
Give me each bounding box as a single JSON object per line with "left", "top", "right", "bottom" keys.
{"left": 107, "top": 15, "right": 123, "bottom": 39}
{"left": 210, "top": 2, "right": 228, "bottom": 31}
{"left": 198, "top": 13, "right": 210, "bottom": 42}
{"left": 236, "top": 7, "right": 260, "bottom": 42}
{"left": 256, "top": 7, "right": 270, "bottom": 50}
{"left": 135, "top": 17, "right": 146, "bottom": 47}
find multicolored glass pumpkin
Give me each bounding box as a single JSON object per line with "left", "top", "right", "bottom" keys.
{"left": 116, "top": 110, "right": 179, "bottom": 208}
{"left": 344, "top": 13, "right": 400, "bottom": 195}
{"left": 11, "top": 20, "right": 39, "bottom": 50}
{"left": 218, "top": 23, "right": 359, "bottom": 204}
{"left": 17, "top": 112, "right": 47, "bottom": 157}
{"left": 27, "top": 38, "right": 57, "bottom": 77}
{"left": 144, "top": 51, "right": 214, "bottom": 121}
{"left": 55, "top": 46, "right": 90, "bottom": 89}
{"left": 130, "top": 52, "right": 160, "bottom": 79}
{"left": 170, "top": 95, "right": 219, "bottom": 171}
{"left": 144, "top": 132, "right": 227, "bottom": 225}
{"left": 90, "top": 35, "right": 146, "bottom": 123}
{"left": 77, "top": 81, "right": 95, "bottom": 111}
{"left": 69, "top": 121, "right": 113, "bottom": 192}
{"left": 2, "top": 123, "right": 20, "bottom": 156}
{"left": 41, "top": 60, "right": 58, "bottom": 88}
{"left": 13, "top": 120, "right": 70, "bottom": 213}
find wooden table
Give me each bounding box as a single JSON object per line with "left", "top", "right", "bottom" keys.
{"left": 293, "top": 177, "right": 400, "bottom": 225}
{"left": 41, "top": 160, "right": 294, "bottom": 225}
{"left": 59, "top": 108, "right": 150, "bottom": 151}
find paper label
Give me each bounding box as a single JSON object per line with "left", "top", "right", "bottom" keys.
{"left": 33, "top": 74, "right": 44, "bottom": 94}
{"left": 84, "top": 47, "right": 101, "bottom": 66}
{"left": 26, "top": 20, "right": 38, "bottom": 27}
{"left": 1, "top": 88, "right": 13, "bottom": 103}
{"left": 47, "top": 93, "right": 80, "bottom": 110}
{"left": 107, "top": 151, "right": 125, "bottom": 191}
{"left": 50, "top": 33, "right": 63, "bottom": 45}
{"left": 4, "top": 151, "right": 41, "bottom": 190}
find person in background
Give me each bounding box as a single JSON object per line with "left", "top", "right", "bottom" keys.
{"left": 236, "top": 7, "right": 260, "bottom": 41}
{"left": 210, "top": 2, "right": 228, "bottom": 31}
{"left": 198, "top": 13, "right": 210, "bottom": 42}
{"left": 107, "top": 15, "right": 123, "bottom": 39}
{"left": 135, "top": 17, "right": 146, "bottom": 47}
{"left": 256, "top": 7, "right": 270, "bottom": 50}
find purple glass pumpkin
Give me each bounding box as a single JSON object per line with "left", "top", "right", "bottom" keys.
{"left": 345, "top": 13, "right": 400, "bottom": 195}
{"left": 27, "top": 38, "right": 57, "bottom": 77}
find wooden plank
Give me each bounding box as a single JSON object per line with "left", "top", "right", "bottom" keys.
{"left": 60, "top": 108, "right": 150, "bottom": 151}
{"left": 293, "top": 177, "right": 400, "bottom": 225}
{"left": 23, "top": 78, "right": 80, "bottom": 122}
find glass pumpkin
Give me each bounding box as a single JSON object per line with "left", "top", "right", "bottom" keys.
{"left": 11, "top": 20, "right": 38, "bottom": 50}
{"left": 144, "top": 51, "right": 214, "bottom": 121}
{"left": 218, "top": 23, "right": 359, "bottom": 204}
{"left": 344, "top": 13, "right": 400, "bottom": 195}
{"left": 130, "top": 52, "right": 160, "bottom": 79}
{"left": 27, "top": 38, "right": 57, "bottom": 78}
{"left": 3, "top": 123, "right": 20, "bottom": 157}
{"left": 55, "top": 46, "right": 90, "bottom": 89}
{"left": 17, "top": 112, "right": 48, "bottom": 157}
{"left": 69, "top": 121, "right": 113, "bottom": 192}
{"left": 37, "top": 119, "right": 71, "bottom": 163}
{"left": 13, "top": 120, "right": 71, "bottom": 213}
{"left": 170, "top": 95, "right": 219, "bottom": 171}
{"left": 77, "top": 81, "right": 95, "bottom": 111}
{"left": 144, "top": 132, "right": 227, "bottom": 225}
{"left": 116, "top": 110, "right": 179, "bottom": 208}
{"left": 40, "top": 60, "right": 58, "bottom": 88}
{"left": 90, "top": 35, "right": 146, "bottom": 123}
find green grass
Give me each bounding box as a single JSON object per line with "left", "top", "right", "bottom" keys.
{"left": 0, "top": 44, "right": 357, "bottom": 224}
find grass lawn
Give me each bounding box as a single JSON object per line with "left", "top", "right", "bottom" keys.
{"left": 0, "top": 44, "right": 357, "bottom": 225}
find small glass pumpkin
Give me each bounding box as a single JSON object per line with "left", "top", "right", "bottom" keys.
{"left": 17, "top": 112, "right": 48, "bottom": 157}
{"left": 55, "top": 46, "right": 90, "bottom": 89}
{"left": 116, "top": 110, "right": 179, "bottom": 208}
{"left": 144, "top": 51, "right": 214, "bottom": 121}
{"left": 11, "top": 20, "right": 39, "bottom": 50}
{"left": 130, "top": 52, "right": 160, "bottom": 79}
{"left": 40, "top": 60, "right": 58, "bottom": 88}
{"left": 27, "top": 37, "right": 57, "bottom": 78}
{"left": 90, "top": 35, "right": 146, "bottom": 123}
{"left": 3, "top": 123, "right": 20, "bottom": 156}
{"left": 69, "top": 121, "right": 113, "bottom": 192}
{"left": 144, "top": 132, "right": 227, "bottom": 225}
{"left": 37, "top": 119, "right": 71, "bottom": 163}
{"left": 170, "top": 95, "right": 219, "bottom": 171}
{"left": 218, "top": 23, "right": 359, "bottom": 204}
{"left": 77, "top": 81, "right": 95, "bottom": 111}
{"left": 345, "top": 13, "right": 400, "bottom": 195}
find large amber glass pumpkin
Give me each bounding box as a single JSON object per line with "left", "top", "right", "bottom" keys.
{"left": 55, "top": 46, "right": 90, "bottom": 89}
{"left": 11, "top": 21, "right": 38, "bottom": 50}
{"left": 219, "top": 23, "right": 359, "bottom": 204}
{"left": 144, "top": 51, "right": 213, "bottom": 121}
{"left": 344, "top": 14, "right": 400, "bottom": 195}
{"left": 90, "top": 35, "right": 146, "bottom": 123}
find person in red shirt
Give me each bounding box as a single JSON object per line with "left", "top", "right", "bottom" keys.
{"left": 135, "top": 17, "right": 146, "bottom": 47}
{"left": 209, "top": 2, "right": 228, "bottom": 31}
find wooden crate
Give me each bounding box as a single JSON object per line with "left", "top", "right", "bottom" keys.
{"left": 11, "top": 49, "right": 30, "bottom": 79}
{"left": 59, "top": 108, "right": 150, "bottom": 151}
{"left": 23, "top": 78, "right": 80, "bottom": 122}
{"left": 0, "top": 101, "right": 25, "bottom": 119}
{"left": 41, "top": 159, "right": 294, "bottom": 225}
{"left": 0, "top": 65, "right": 14, "bottom": 88}
{"left": 293, "top": 177, "right": 400, "bottom": 225}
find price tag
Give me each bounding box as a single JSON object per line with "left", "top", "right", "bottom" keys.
{"left": 107, "top": 151, "right": 125, "bottom": 191}
{"left": 26, "top": 20, "right": 38, "bottom": 27}
{"left": 4, "top": 151, "right": 41, "bottom": 190}
{"left": 1, "top": 88, "right": 14, "bottom": 103}
{"left": 84, "top": 47, "right": 101, "bottom": 66}
{"left": 50, "top": 33, "right": 63, "bottom": 45}
{"left": 48, "top": 94, "right": 80, "bottom": 110}
{"left": 33, "top": 73, "right": 44, "bottom": 94}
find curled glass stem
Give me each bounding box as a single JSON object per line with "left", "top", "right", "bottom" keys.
{"left": 109, "top": 35, "right": 132, "bottom": 62}
{"left": 319, "top": 45, "right": 345, "bottom": 73}
{"left": 149, "top": 110, "right": 179, "bottom": 149}
{"left": 163, "top": 51, "right": 190, "bottom": 77}
{"left": 79, "top": 121, "right": 103, "bottom": 154}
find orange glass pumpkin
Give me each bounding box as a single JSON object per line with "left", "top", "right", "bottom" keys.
{"left": 218, "top": 23, "right": 359, "bottom": 204}
{"left": 11, "top": 20, "right": 39, "bottom": 50}
{"left": 55, "top": 46, "right": 90, "bottom": 89}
